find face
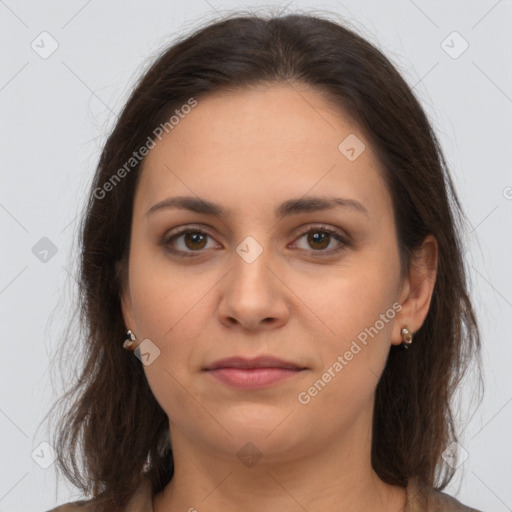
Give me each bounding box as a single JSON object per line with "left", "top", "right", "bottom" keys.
{"left": 121, "top": 83, "right": 414, "bottom": 463}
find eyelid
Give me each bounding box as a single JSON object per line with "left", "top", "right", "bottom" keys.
{"left": 162, "top": 223, "right": 351, "bottom": 257}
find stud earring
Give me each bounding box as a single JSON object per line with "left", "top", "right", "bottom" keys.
{"left": 400, "top": 327, "right": 413, "bottom": 349}
{"left": 123, "top": 329, "right": 138, "bottom": 351}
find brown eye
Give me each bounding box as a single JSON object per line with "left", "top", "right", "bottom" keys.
{"left": 293, "top": 225, "right": 350, "bottom": 254}
{"left": 163, "top": 228, "right": 217, "bottom": 257}
{"left": 163, "top": 224, "right": 350, "bottom": 258}
{"left": 182, "top": 232, "right": 208, "bottom": 250}
{"left": 306, "top": 231, "right": 331, "bottom": 250}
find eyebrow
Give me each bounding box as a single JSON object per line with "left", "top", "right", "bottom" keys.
{"left": 146, "top": 195, "right": 369, "bottom": 218}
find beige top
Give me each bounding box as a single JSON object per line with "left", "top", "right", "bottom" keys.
{"left": 46, "top": 476, "right": 482, "bottom": 511}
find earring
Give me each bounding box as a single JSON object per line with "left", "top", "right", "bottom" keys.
{"left": 123, "top": 329, "right": 138, "bottom": 351}
{"left": 400, "top": 327, "right": 413, "bottom": 349}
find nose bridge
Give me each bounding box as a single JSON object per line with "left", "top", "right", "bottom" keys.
{"left": 231, "top": 231, "right": 275, "bottom": 294}
{"left": 217, "top": 229, "right": 288, "bottom": 329}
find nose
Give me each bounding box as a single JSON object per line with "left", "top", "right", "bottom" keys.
{"left": 216, "top": 243, "right": 290, "bottom": 332}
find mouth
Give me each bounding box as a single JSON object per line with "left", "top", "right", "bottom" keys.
{"left": 204, "top": 355, "right": 305, "bottom": 371}
{"left": 203, "top": 355, "right": 307, "bottom": 390}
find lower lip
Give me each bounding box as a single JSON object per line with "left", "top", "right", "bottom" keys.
{"left": 206, "top": 368, "right": 304, "bottom": 389}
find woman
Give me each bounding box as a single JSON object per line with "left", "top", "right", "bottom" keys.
{"left": 46, "top": 11, "right": 483, "bottom": 512}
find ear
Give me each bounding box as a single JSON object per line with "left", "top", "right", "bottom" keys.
{"left": 392, "top": 234, "right": 438, "bottom": 346}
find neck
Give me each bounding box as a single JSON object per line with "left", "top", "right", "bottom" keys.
{"left": 153, "top": 405, "right": 406, "bottom": 512}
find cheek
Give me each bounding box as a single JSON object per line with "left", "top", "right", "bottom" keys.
{"left": 307, "top": 257, "right": 400, "bottom": 404}
{"left": 129, "top": 267, "right": 208, "bottom": 429}
{"left": 311, "top": 259, "right": 398, "bottom": 341}
{"left": 129, "top": 275, "right": 199, "bottom": 374}
{"left": 128, "top": 241, "right": 209, "bottom": 339}
{"left": 295, "top": 284, "right": 397, "bottom": 429}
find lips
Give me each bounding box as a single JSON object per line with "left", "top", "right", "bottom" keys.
{"left": 204, "top": 355, "right": 305, "bottom": 371}
{"left": 204, "top": 356, "right": 307, "bottom": 390}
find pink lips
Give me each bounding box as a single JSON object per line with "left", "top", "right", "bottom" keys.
{"left": 204, "top": 356, "right": 306, "bottom": 390}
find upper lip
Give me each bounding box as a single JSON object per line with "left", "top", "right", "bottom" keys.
{"left": 204, "top": 356, "right": 305, "bottom": 371}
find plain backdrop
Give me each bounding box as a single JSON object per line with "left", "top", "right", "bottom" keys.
{"left": 1, "top": 0, "right": 511, "bottom": 511}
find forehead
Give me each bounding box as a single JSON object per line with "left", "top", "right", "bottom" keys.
{"left": 136, "top": 83, "right": 391, "bottom": 220}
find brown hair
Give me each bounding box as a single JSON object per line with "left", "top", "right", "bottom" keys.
{"left": 48, "top": 10, "right": 482, "bottom": 511}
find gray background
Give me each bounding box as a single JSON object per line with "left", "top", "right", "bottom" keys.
{"left": 1, "top": 0, "right": 511, "bottom": 510}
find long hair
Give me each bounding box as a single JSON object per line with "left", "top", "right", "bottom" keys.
{"left": 48, "top": 10, "right": 482, "bottom": 511}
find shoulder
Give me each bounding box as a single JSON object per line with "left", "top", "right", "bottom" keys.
{"left": 44, "top": 476, "right": 153, "bottom": 512}
{"left": 406, "top": 477, "right": 482, "bottom": 512}
{"left": 45, "top": 499, "right": 95, "bottom": 511}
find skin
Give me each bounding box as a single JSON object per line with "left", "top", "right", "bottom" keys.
{"left": 120, "top": 82, "right": 438, "bottom": 512}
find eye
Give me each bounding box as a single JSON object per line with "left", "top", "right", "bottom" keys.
{"left": 291, "top": 224, "right": 350, "bottom": 255}
{"left": 162, "top": 224, "right": 350, "bottom": 258}
{"left": 163, "top": 226, "right": 218, "bottom": 257}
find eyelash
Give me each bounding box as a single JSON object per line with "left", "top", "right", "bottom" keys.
{"left": 162, "top": 224, "right": 351, "bottom": 258}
